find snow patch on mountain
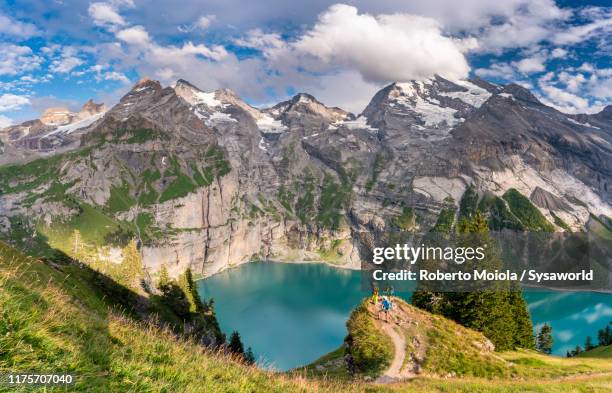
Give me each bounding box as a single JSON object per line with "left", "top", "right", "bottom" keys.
{"left": 207, "top": 111, "right": 237, "bottom": 124}
{"left": 393, "top": 82, "right": 459, "bottom": 128}
{"left": 257, "top": 113, "right": 287, "bottom": 133}
{"left": 439, "top": 80, "right": 492, "bottom": 108}
{"left": 194, "top": 91, "right": 222, "bottom": 108}
{"left": 332, "top": 115, "right": 378, "bottom": 132}
{"left": 396, "top": 79, "right": 433, "bottom": 96}
{"left": 45, "top": 112, "right": 105, "bottom": 136}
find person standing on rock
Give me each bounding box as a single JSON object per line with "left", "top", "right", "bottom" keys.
{"left": 372, "top": 287, "right": 379, "bottom": 305}
{"left": 381, "top": 296, "right": 392, "bottom": 322}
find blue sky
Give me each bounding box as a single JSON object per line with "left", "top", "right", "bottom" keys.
{"left": 0, "top": 0, "right": 610, "bottom": 125}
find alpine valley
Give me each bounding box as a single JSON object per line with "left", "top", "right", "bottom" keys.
{"left": 1, "top": 75, "right": 611, "bottom": 280}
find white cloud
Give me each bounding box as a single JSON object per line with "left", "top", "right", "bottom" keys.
{"left": 234, "top": 29, "right": 286, "bottom": 55}
{"left": 49, "top": 47, "right": 84, "bottom": 74}
{"left": 178, "top": 14, "right": 216, "bottom": 33}
{"left": 116, "top": 25, "right": 227, "bottom": 63}
{"left": 464, "top": 0, "right": 568, "bottom": 52}
{"left": 555, "top": 330, "right": 574, "bottom": 342}
{"left": 51, "top": 57, "right": 84, "bottom": 73}
{"left": 475, "top": 63, "right": 515, "bottom": 79}
{"left": 196, "top": 15, "right": 216, "bottom": 29}
{"left": 513, "top": 55, "right": 546, "bottom": 74}
{"left": 0, "top": 114, "right": 13, "bottom": 128}
{"left": 552, "top": 16, "right": 612, "bottom": 45}
{"left": 550, "top": 48, "right": 568, "bottom": 58}
{"left": 534, "top": 63, "right": 611, "bottom": 114}
{"left": 89, "top": 2, "right": 126, "bottom": 29}
{"left": 151, "top": 41, "right": 228, "bottom": 62}
{"left": 0, "top": 13, "right": 39, "bottom": 38}
{"left": 0, "top": 44, "right": 42, "bottom": 76}
{"left": 117, "top": 25, "right": 151, "bottom": 46}
{"left": 284, "top": 4, "right": 472, "bottom": 83}
{"left": 578, "top": 63, "right": 595, "bottom": 73}
{"left": 0, "top": 94, "right": 31, "bottom": 112}
{"left": 104, "top": 71, "right": 130, "bottom": 84}
{"left": 558, "top": 71, "right": 586, "bottom": 93}
{"left": 538, "top": 79, "right": 600, "bottom": 114}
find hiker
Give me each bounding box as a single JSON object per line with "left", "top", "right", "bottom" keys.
{"left": 372, "top": 287, "right": 379, "bottom": 305}
{"left": 381, "top": 296, "right": 392, "bottom": 322}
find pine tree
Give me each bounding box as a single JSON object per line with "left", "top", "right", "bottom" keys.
{"left": 413, "top": 210, "right": 535, "bottom": 352}
{"left": 157, "top": 264, "right": 170, "bottom": 290}
{"left": 572, "top": 345, "right": 582, "bottom": 356}
{"left": 120, "top": 239, "right": 143, "bottom": 288}
{"left": 585, "top": 336, "right": 594, "bottom": 351}
{"left": 536, "top": 323, "right": 554, "bottom": 354}
{"left": 411, "top": 290, "right": 445, "bottom": 314}
{"left": 228, "top": 331, "right": 245, "bottom": 355}
{"left": 178, "top": 268, "right": 208, "bottom": 313}
{"left": 442, "top": 211, "right": 519, "bottom": 351}
{"left": 69, "top": 229, "right": 89, "bottom": 262}
{"left": 508, "top": 287, "right": 535, "bottom": 349}
{"left": 244, "top": 347, "right": 255, "bottom": 365}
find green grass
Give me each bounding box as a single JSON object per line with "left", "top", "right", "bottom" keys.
{"left": 2, "top": 243, "right": 612, "bottom": 392}
{"left": 159, "top": 173, "right": 197, "bottom": 203}
{"left": 301, "top": 346, "right": 349, "bottom": 378}
{"left": 551, "top": 212, "right": 572, "bottom": 231}
{"left": 345, "top": 300, "right": 394, "bottom": 377}
{"left": 38, "top": 203, "right": 124, "bottom": 249}
{"left": 107, "top": 182, "right": 135, "bottom": 213}
{"left": 479, "top": 192, "right": 524, "bottom": 231}
{"left": 0, "top": 242, "right": 337, "bottom": 392}
{"left": 0, "top": 154, "right": 63, "bottom": 195}
{"left": 502, "top": 189, "right": 555, "bottom": 232}
{"left": 576, "top": 345, "right": 611, "bottom": 359}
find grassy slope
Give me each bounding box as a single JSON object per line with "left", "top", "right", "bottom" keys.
{"left": 304, "top": 298, "right": 612, "bottom": 392}
{"left": 576, "top": 345, "right": 612, "bottom": 359}
{"left": 0, "top": 242, "right": 348, "bottom": 392}
{"left": 1, "top": 243, "right": 611, "bottom": 392}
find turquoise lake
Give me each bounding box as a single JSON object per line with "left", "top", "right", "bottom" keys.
{"left": 197, "top": 262, "right": 612, "bottom": 371}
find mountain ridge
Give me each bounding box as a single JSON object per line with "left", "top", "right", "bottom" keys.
{"left": 0, "top": 74, "right": 610, "bottom": 279}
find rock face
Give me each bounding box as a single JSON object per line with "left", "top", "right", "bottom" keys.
{"left": 0, "top": 75, "right": 611, "bottom": 279}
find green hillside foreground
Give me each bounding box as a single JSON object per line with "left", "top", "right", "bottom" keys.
{"left": 1, "top": 242, "right": 612, "bottom": 392}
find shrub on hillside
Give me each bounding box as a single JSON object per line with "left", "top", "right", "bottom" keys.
{"left": 345, "top": 302, "right": 393, "bottom": 377}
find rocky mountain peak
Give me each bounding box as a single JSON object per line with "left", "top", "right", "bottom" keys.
{"left": 594, "top": 105, "right": 612, "bottom": 122}
{"left": 361, "top": 75, "right": 493, "bottom": 136}
{"left": 501, "top": 84, "right": 541, "bottom": 105}
{"left": 78, "top": 99, "right": 107, "bottom": 119}
{"left": 40, "top": 107, "right": 72, "bottom": 125}
{"left": 125, "top": 77, "right": 162, "bottom": 96}
{"left": 173, "top": 79, "right": 215, "bottom": 106}
{"left": 172, "top": 79, "right": 262, "bottom": 123}
{"left": 265, "top": 93, "right": 350, "bottom": 124}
